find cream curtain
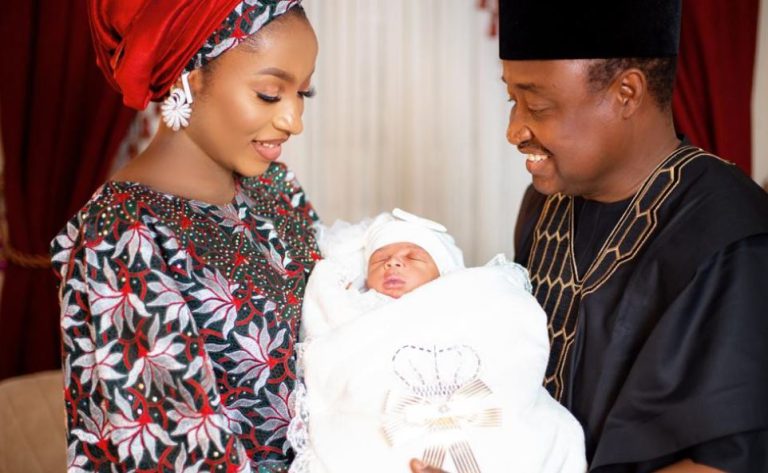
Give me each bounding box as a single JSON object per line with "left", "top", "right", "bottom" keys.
{"left": 285, "top": 0, "right": 531, "bottom": 265}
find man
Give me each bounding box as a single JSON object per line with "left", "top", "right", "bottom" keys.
{"left": 502, "top": 0, "right": 768, "bottom": 472}
{"left": 411, "top": 1, "right": 768, "bottom": 471}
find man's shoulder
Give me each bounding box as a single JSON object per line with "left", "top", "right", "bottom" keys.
{"left": 639, "top": 152, "right": 768, "bottom": 275}
{"left": 679, "top": 149, "right": 759, "bottom": 189}
{"left": 674, "top": 152, "right": 768, "bottom": 229}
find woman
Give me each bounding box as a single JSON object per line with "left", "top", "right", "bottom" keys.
{"left": 52, "top": 1, "right": 319, "bottom": 471}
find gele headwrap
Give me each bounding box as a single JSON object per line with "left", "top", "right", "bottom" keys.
{"left": 88, "top": 0, "right": 302, "bottom": 110}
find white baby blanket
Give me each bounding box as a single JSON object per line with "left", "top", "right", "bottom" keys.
{"left": 289, "top": 222, "right": 586, "bottom": 473}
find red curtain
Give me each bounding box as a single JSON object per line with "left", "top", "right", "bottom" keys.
{"left": 0, "top": 2, "right": 135, "bottom": 379}
{"left": 673, "top": 0, "right": 760, "bottom": 175}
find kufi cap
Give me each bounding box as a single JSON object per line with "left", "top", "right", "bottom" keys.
{"left": 88, "top": 0, "right": 301, "bottom": 110}
{"left": 499, "top": 0, "right": 681, "bottom": 60}
{"left": 364, "top": 209, "right": 465, "bottom": 276}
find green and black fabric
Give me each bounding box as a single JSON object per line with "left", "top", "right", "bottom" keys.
{"left": 515, "top": 145, "right": 768, "bottom": 472}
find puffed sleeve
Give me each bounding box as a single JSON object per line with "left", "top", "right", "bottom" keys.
{"left": 592, "top": 234, "right": 768, "bottom": 472}
{"left": 52, "top": 203, "right": 253, "bottom": 472}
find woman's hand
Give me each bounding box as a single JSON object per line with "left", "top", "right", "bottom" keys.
{"left": 409, "top": 459, "right": 446, "bottom": 473}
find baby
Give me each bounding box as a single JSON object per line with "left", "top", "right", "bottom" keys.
{"left": 289, "top": 210, "right": 585, "bottom": 473}
{"left": 364, "top": 208, "right": 465, "bottom": 299}
{"left": 298, "top": 209, "right": 470, "bottom": 338}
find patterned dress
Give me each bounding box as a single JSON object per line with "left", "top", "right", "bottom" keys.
{"left": 51, "top": 163, "right": 320, "bottom": 473}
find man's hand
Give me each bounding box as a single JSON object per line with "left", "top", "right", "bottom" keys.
{"left": 409, "top": 459, "right": 446, "bottom": 473}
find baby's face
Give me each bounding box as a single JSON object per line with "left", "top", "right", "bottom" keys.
{"left": 366, "top": 242, "right": 440, "bottom": 299}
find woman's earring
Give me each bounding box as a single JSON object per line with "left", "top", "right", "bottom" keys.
{"left": 161, "top": 72, "right": 194, "bottom": 131}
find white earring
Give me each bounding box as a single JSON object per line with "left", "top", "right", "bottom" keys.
{"left": 161, "top": 72, "right": 194, "bottom": 131}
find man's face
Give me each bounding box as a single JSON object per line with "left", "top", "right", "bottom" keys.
{"left": 502, "top": 60, "right": 626, "bottom": 200}
{"left": 366, "top": 243, "right": 440, "bottom": 299}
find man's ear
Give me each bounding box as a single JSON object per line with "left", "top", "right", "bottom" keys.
{"left": 615, "top": 68, "right": 647, "bottom": 118}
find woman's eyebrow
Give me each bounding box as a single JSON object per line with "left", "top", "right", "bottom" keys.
{"left": 256, "top": 67, "right": 295, "bottom": 82}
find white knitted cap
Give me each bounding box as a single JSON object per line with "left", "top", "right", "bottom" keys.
{"left": 364, "top": 208, "right": 464, "bottom": 275}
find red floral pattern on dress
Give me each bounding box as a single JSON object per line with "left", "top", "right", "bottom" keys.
{"left": 52, "top": 163, "right": 318, "bottom": 472}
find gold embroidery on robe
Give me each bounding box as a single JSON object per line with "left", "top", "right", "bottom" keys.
{"left": 527, "top": 146, "right": 710, "bottom": 400}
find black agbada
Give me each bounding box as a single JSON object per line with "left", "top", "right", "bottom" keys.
{"left": 515, "top": 146, "right": 768, "bottom": 472}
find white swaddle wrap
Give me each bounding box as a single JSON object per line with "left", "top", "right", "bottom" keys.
{"left": 288, "top": 219, "right": 586, "bottom": 473}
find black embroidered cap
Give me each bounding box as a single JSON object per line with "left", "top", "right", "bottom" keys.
{"left": 499, "top": 0, "right": 682, "bottom": 60}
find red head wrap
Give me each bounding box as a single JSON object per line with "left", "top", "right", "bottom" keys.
{"left": 89, "top": 0, "right": 244, "bottom": 110}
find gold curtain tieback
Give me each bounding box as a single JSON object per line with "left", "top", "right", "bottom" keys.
{"left": 0, "top": 224, "right": 51, "bottom": 269}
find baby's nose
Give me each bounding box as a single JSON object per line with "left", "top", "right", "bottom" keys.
{"left": 385, "top": 258, "right": 403, "bottom": 268}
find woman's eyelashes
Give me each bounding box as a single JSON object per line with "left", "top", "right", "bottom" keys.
{"left": 257, "top": 92, "right": 280, "bottom": 103}
{"left": 299, "top": 86, "right": 316, "bottom": 99}
{"left": 256, "top": 87, "right": 316, "bottom": 104}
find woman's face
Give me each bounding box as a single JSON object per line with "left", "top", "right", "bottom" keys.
{"left": 185, "top": 14, "right": 318, "bottom": 177}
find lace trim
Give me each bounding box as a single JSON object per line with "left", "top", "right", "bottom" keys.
{"left": 287, "top": 381, "right": 313, "bottom": 473}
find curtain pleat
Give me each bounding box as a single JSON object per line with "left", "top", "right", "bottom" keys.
{"left": 673, "top": 0, "right": 760, "bottom": 174}
{"left": 0, "top": 1, "right": 136, "bottom": 379}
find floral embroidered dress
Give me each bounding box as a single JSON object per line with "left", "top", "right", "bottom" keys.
{"left": 51, "top": 163, "right": 320, "bottom": 473}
